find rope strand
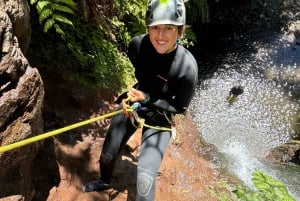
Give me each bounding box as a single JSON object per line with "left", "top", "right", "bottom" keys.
{"left": 0, "top": 98, "right": 171, "bottom": 154}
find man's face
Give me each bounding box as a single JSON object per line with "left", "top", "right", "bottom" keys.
{"left": 148, "top": 24, "right": 178, "bottom": 54}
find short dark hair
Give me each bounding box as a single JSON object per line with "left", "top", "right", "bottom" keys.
{"left": 178, "top": 25, "right": 186, "bottom": 38}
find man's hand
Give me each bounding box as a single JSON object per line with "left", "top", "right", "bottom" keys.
{"left": 127, "top": 88, "right": 147, "bottom": 102}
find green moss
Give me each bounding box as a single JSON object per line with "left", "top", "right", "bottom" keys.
{"left": 27, "top": 15, "right": 135, "bottom": 93}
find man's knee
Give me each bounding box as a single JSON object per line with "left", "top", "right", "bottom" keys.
{"left": 137, "top": 172, "right": 154, "bottom": 196}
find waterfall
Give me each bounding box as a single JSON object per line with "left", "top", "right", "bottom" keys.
{"left": 190, "top": 33, "right": 300, "bottom": 200}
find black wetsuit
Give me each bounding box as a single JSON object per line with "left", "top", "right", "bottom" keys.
{"left": 130, "top": 34, "right": 198, "bottom": 114}
{"left": 99, "top": 34, "right": 198, "bottom": 201}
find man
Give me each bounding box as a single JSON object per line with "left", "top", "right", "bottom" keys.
{"left": 83, "top": 0, "right": 198, "bottom": 200}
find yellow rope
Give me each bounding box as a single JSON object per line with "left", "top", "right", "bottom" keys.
{"left": 0, "top": 109, "right": 125, "bottom": 154}
{"left": 0, "top": 98, "right": 172, "bottom": 154}
{"left": 122, "top": 97, "right": 172, "bottom": 132}
{"left": 143, "top": 123, "right": 171, "bottom": 131}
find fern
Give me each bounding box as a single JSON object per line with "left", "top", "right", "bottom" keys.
{"left": 43, "top": 18, "right": 55, "bottom": 32}
{"left": 233, "top": 169, "right": 296, "bottom": 201}
{"left": 52, "top": 14, "right": 73, "bottom": 25}
{"left": 114, "top": 0, "right": 147, "bottom": 42}
{"left": 30, "top": 0, "right": 76, "bottom": 35}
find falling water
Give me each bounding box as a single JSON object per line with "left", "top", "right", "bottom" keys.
{"left": 190, "top": 33, "right": 300, "bottom": 200}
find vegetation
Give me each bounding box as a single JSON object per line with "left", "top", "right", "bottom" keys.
{"left": 27, "top": 0, "right": 209, "bottom": 93}
{"left": 29, "top": 0, "right": 76, "bottom": 35}
{"left": 27, "top": 0, "right": 139, "bottom": 92}
{"left": 205, "top": 169, "right": 296, "bottom": 201}
{"left": 234, "top": 169, "right": 296, "bottom": 201}
{"left": 186, "top": 0, "right": 209, "bottom": 24}
{"left": 26, "top": 1, "right": 298, "bottom": 200}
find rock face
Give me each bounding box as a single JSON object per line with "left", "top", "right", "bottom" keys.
{"left": 266, "top": 140, "right": 300, "bottom": 165}
{"left": 0, "top": 1, "right": 44, "bottom": 200}
{"left": 285, "top": 20, "right": 300, "bottom": 45}
{"left": 0, "top": 0, "right": 31, "bottom": 52}
{"left": 34, "top": 74, "right": 235, "bottom": 201}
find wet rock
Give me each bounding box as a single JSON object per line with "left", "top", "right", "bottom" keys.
{"left": 265, "top": 140, "right": 300, "bottom": 165}
{"left": 0, "top": 0, "right": 31, "bottom": 52}
{"left": 285, "top": 20, "right": 300, "bottom": 44}
{"left": 0, "top": 195, "right": 25, "bottom": 201}
{"left": 0, "top": 1, "right": 44, "bottom": 200}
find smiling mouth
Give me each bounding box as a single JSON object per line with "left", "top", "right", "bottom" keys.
{"left": 157, "top": 40, "right": 167, "bottom": 45}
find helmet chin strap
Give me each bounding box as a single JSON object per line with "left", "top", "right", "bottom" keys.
{"left": 173, "top": 41, "right": 179, "bottom": 51}
{"left": 173, "top": 42, "right": 178, "bottom": 50}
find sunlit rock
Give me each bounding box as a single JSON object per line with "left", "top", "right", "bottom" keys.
{"left": 266, "top": 140, "right": 300, "bottom": 165}
{"left": 0, "top": 1, "right": 44, "bottom": 200}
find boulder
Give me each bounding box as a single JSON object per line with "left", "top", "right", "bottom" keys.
{"left": 0, "top": 1, "right": 44, "bottom": 200}
{"left": 266, "top": 140, "right": 300, "bottom": 165}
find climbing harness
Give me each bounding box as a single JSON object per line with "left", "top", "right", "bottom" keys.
{"left": 122, "top": 98, "right": 178, "bottom": 144}
{"left": 122, "top": 97, "right": 172, "bottom": 132}
{"left": 0, "top": 97, "right": 172, "bottom": 154}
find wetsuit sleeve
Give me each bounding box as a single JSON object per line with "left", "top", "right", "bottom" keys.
{"left": 127, "top": 36, "right": 198, "bottom": 115}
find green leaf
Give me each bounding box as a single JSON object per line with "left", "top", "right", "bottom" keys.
{"left": 252, "top": 170, "right": 296, "bottom": 201}
{"left": 54, "top": 24, "right": 65, "bottom": 35}
{"left": 232, "top": 186, "right": 246, "bottom": 198}
{"left": 53, "top": 14, "right": 73, "bottom": 26}
{"left": 30, "top": 0, "right": 38, "bottom": 5}
{"left": 43, "top": 18, "right": 55, "bottom": 33}
{"left": 58, "top": 0, "right": 77, "bottom": 9}
{"left": 36, "top": 0, "right": 51, "bottom": 11}
{"left": 52, "top": 4, "right": 75, "bottom": 15}
{"left": 33, "top": 0, "right": 76, "bottom": 36}
{"left": 38, "top": 8, "right": 52, "bottom": 24}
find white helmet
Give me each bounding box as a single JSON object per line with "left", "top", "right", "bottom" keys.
{"left": 146, "top": 0, "right": 186, "bottom": 26}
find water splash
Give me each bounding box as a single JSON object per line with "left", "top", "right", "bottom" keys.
{"left": 191, "top": 34, "right": 300, "bottom": 199}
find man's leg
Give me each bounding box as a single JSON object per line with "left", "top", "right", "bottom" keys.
{"left": 83, "top": 111, "right": 136, "bottom": 192}
{"left": 136, "top": 128, "right": 171, "bottom": 201}
{"left": 100, "top": 112, "right": 137, "bottom": 183}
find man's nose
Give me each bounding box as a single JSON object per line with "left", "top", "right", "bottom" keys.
{"left": 157, "top": 29, "right": 165, "bottom": 38}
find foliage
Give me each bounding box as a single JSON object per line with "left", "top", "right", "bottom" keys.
{"left": 29, "top": 0, "right": 76, "bottom": 35}
{"left": 112, "top": 0, "right": 207, "bottom": 47}
{"left": 205, "top": 178, "right": 239, "bottom": 201}
{"left": 186, "top": 0, "right": 209, "bottom": 24}
{"left": 113, "top": 0, "right": 147, "bottom": 47}
{"left": 27, "top": 0, "right": 210, "bottom": 92}
{"left": 178, "top": 26, "right": 198, "bottom": 47}
{"left": 27, "top": 14, "right": 135, "bottom": 92}
{"left": 233, "top": 169, "right": 296, "bottom": 201}
{"left": 63, "top": 20, "right": 135, "bottom": 91}
{"left": 182, "top": 0, "right": 210, "bottom": 46}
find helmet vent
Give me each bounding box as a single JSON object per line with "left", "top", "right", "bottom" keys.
{"left": 146, "top": 0, "right": 186, "bottom": 26}
{"left": 176, "top": 8, "right": 182, "bottom": 18}
{"left": 146, "top": 4, "right": 153, "bottom": 20}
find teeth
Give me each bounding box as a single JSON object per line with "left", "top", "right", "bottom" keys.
{"left": 157, "top": 40, "right": 166, "bottom": 45}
